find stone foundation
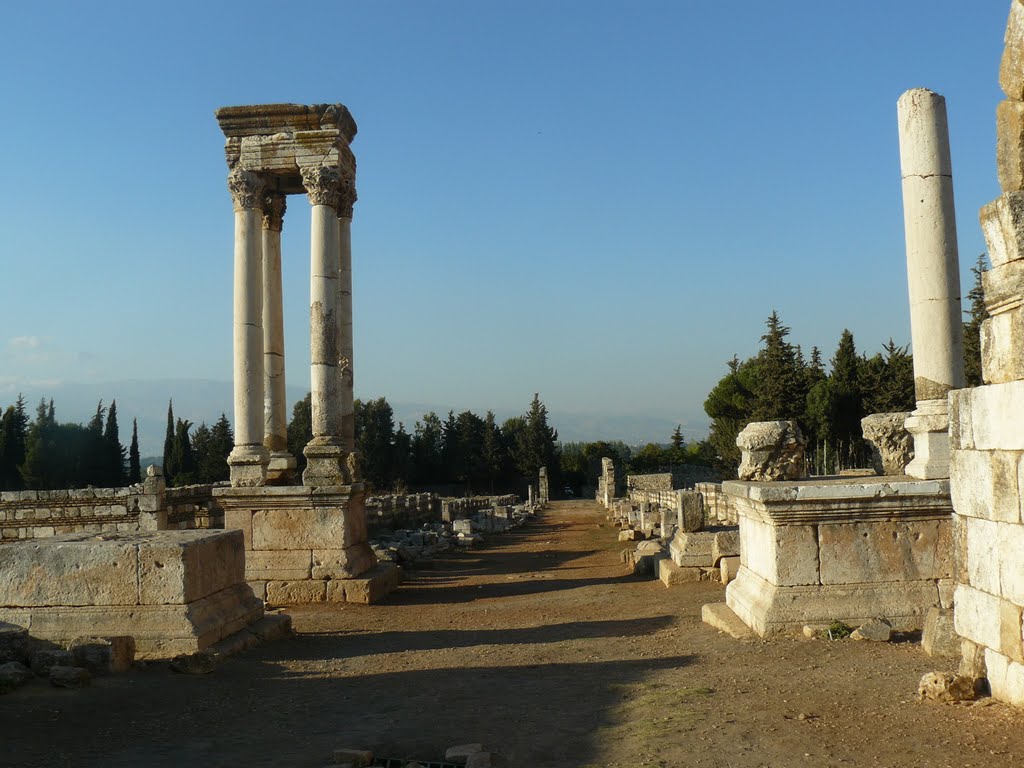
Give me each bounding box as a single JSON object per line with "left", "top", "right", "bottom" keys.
{"left": 216, "top": 484, "right": 397, "bottom": 605}
{"left": 722, "top": 476, "right": 952, "bottom": 636}
{"left": 0, "top": 529, "right": 264, "bottom": 658}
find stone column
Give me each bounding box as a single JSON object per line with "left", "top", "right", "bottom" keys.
{"left": 261, "top": 191, "right": 296, "bottom": 484}
{"left": 337, "top": 175, "right": 357, "bottom": 454}
{"left": 538, "top": 466, "right": 549, "bottom": 504}
{"left": 227, "top": 168, "right": 270, "bottom": 487}
{"left": 301, "top": 165, "right": 348, "bottom": 486}
{"left": 897, "top": 88, "right": 965, "bottom": 479}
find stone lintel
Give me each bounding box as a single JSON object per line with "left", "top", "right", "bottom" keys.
{"left": 216, "top": 103, "right": 356, "bottom": 143}
{"left": 722, "top": 476, "right": 951, "bottom": 524}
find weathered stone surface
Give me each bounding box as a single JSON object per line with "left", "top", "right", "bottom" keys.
{"left": 0, "top": 661, "right": 32, "bottom": 688}
{"left": 954, "top": 583, "right": 1005, "bottom": 653}
{"left": 222, "top": 508, "right": 253, "bottom": 548}
{"left": 918, "top": 671, "right": 976, "bottom": 702}
{"left": 658, "top": 558, "right": 701, "bottom": 586}
{"left": 982, "top": 310, "right": 1024, "bottom": 384}
{"left": 446, "top": 744, "right": 485, "bottom": 762}
{"left": 30, "top": 649, "right": 73, "bottom": 676}
{"left": 922, "top": 608, "right": 959, "bottom": 658}
{"left": 311, "top": 546, "right": 376, "bottom": 580}
{"left": 670, "top": 530, "right": 715, "bottom": 568}
{"left": 252, "top": 507, "right": 361, "bottom": 550}
{"left": 736, "top": 421, "right": 805, "bottom": 481}
{"left": 326, "top": 563, "right": 400, "bottom": 605}
{"left": 960, "top": 638, "right": 988, "bottom": 679}
{"left": 817, "top": 519, "right": 951, "bottom": 585}
{"left": 950, "top": 449, "right": 1022, "bottom": 524}
{"left": 739, "top": 516, "right": 819, "bottom": 587}
{"left": 720, "top": 556, "right": 740, "bottom": 585}
{"left": 851, "top": 618, "right": 892, "bottom": 642}
{"left": 68, "top": 636, "right": 135, "bottom": 675}
{"left": 861, "top": 412, "right": 914, "bottom": 475}
{"left": 138, "top": 530, "right": 246, "bottom": 605}
{"left": 998, "top": 99, "right": 1024, "bottom": 192}
{"left": 1001, "top": 0, "right": 1024, "bottom": 101}
{"left": 701, "top": 602, "right": 754, "bottom": 639}
{"left": 246, "top": 550, "right": 313, "bottom": 581}
{"left": 711, "top": 529, "right": 739, "bottom": 564}
{"left": 334, "top": 748, "right": 374, "bottom": 767}
{"left": 962, "top": 381, "right": 1024, "bottom": 450}
{"left": 49, "top": 665, "right": 91, "bottom": 688}
{"left": 677, "top": 491, "right": 705, "bottom": 532}
{"left": 618, "top": 529, "right": 644, "bottom": 542}
{"left": 265, "top": 580, "right": 327, "bottom": 605}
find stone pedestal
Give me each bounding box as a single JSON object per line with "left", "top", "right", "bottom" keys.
{"left": 216, "top": 484, "right": 397, "bottom": 605}
{"left": 721, "top": 476, "right": 952, "bottom": 636}
{"left": 0, "top": 530, "right": 266, "bottom": 658}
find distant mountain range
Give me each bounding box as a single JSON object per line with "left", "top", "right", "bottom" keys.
{"left": 3, "top": 379, "right": 707, "bottom": 457}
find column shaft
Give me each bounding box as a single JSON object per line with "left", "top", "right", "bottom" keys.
{"left": 897, "top": 88, "right": 965, "bottom": 479}
{"left": 339, "top": 216, "right": 355, "bottom": 452}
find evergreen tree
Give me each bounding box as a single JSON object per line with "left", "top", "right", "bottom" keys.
{"left": 512, "top": 394, "right": 559, "bottom": 479}
{"left": 828, "top": 329, "right": 864, "bottom": 466}
{"left": 82, "top": 400, "right": 108, "bottom": 486}
{"left": 169, "top": 418, "right": 197, "bottom": 486}
{"left": 162, "top": 400, "right": 176, "bottom": 484}
{"left": 128, "top": 418, "right": 141, "bottom": 484}
{"left": 752, "top": 311, "right": 804, "bottom": 421}
{"left": 671, "top": 425, "right": 684, "bottom": 450}
{"left": 20, "top": 398, "right": 57, "bottom": 489}
{"left": 704, "top": 356, "right": 758, "bottom": 471}
{"left": 963, "top": 253, "right": 990, "bottom": 387}
{"left": 287, "top": 393, "right": 313, "bottom": 474}
{"left": 355, "top": 397, "right": 395, "bottom": 491}
{"left": 412, "top": 412, "right": 445, "bottom": 486}
{"left": 391, "top": 423, "right": 413, "bottom": 491}
{"left": 481, "top": 411, "right": 504, "bottom": 493}
{"left": 104, "top": 400, "right": 125, "bottom": 486}
{"left": 206, "top": 414, "right": 234, "bottom": 483}
{"left": 441, "top": 410, "right": 458, "bottom": 483}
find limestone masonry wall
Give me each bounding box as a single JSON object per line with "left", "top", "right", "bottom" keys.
{"left": 440, "top": 495, "right": 518, "bottom": 522}
{"left": 365, "top": 493, "right": 438, "bottom": 532}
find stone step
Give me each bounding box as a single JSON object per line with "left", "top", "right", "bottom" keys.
{"left": 701, "top": 602, "right": 754, "bottom": 639}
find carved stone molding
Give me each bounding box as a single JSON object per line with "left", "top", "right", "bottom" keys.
{"left": 300, "top": 165, "right": 342, "bottom": 208}
{"left": 227, "top": 168, "right": 266, "bottom": 211}
{"left": 262, "top": 192, "right": 287, "bottom": 232}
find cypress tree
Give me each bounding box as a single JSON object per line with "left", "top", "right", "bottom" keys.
{"left": 104, "top": 400, "right": 125, "bottom": 486}
{"left": 752, "top": 311, "right": 803, "bottom": 421}
{"left": 128, "top": 418, "right": 141, "bottom": 484}
{"left": 287, "top": 394, "right": 312, "bottom": 474}
{"left": 162, "top": 400, "right": 176, "bottom": 484}
{"left": 828, "top": 329, "right": 864, "bottom": 466}
{"left": 963, "top": 253, "right": 990, "bottom": 387}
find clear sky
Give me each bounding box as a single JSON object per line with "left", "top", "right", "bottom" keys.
{"left": 0, "top": 1, "right": 1012, "bottom": 453}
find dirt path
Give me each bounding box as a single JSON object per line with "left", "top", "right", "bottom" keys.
{"left": 2, "top": 500, "right": 1022, "bottom": 767}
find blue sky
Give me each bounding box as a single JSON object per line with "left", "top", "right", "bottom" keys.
{"left": 0, "top": 1, "right": 1012, "bottom": 453}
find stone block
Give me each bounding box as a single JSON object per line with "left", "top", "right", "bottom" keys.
{"left": 739, "top": 516, "right": 819, "bottom": 587}
{"left": 720, "top": 556, "right": 740, "bottom": 585}
{"left": 952, "top": 514, "right": 968, "bottom": 585}
{"left": 252, "top": 507, "right": 361, "bottom": 551}
{"left": 658, "top": 558, "right": 701, "bottom": 586}
{"left": 711, "top": 529, "right": 739, "bottom": 564}
{"left": 0, "top": 621, "right": 28, "bottom": 663}
{"left": 49, "top": 665, "right": 90, "bottom": 688}
{"left": 861, "top": 412, "right": 914, "bottom": 475}
{"left": 817, "top": 519, "right": 950, "bottom": 585}
{"left": 950, "top": 449, "right": 1022, "bottom": 523}
{"left": 960, "top": 638, "right": 988, "bottom": 679}
{"left": 326, "top": 564, "right": 400, "bottom": 604}
{"left": 245, "top": 550, "right": 312, "bottom": 581}
{"left": 701, "top": 602, "right": 754, "bottom": 639}
{"left": 311, "top": 545, "right": 376, "bottom": 580}
{"left": 965, "top": 516, "right": 1001, "bottom": 595}
{"left": 670, "top": 530, "right": 715, "bottom": 567}
{"left": 223, "top": 507, "right": 253, "bottom": 549}
{"left": 968, "top": 381, "right": 1024, "bottom": 451}
{"left": 1002, "top": 0, "right": 1024, "bottom": 101}
{"left": 983, "top": 256, "right": 1024, "bottom": 315}
{"left": 265, "top": 580, "right": 326, "bottom": 605}
{"left": 736, "top": 421, "right": 805, "bottom": 481}
{"left": 938, "top": 578, "right": 955, "bottom": 609}
{"left": 983, "top": 311, "right": 1024, "bottom": 384}
{"left": 138, "top": 530, "right": 246, "bottom": 605}
{"left": 68, "top": 636, "right": 135, "bottom": 674}
{"left": 922, "top": 607, "right": 959, "bottom": 658}
{"left": 1002, "top": 599, "right": 1024, "bottom": 662}
{"left": 954, "top": 583, "right": 1003, "bottom": 651}
{"left": 985, "top": 648, "right": 1024, "bottom": 707}
{"left": 0, "top": 661, "right": 32, "bottom": 688}
{"left": 31, "top": 649, "right": 73, "bottom": 676}
{"left": 0, "top": 534, "right": 140, "bottom": 607}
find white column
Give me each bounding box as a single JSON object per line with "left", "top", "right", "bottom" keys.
{"left": 338, "top": 175, "right": 357, "bottom": 454}
{"left": 227, "top": 168, "right": 269, "bottom": 487}
{"left": 261, "top": 191, "right": 295, "bottom": 484}
{"left": 897, "top": 88, "right": 965, "bottom": 479}
{"left": 300, "top": 165, "right": 348, "bottom": 486}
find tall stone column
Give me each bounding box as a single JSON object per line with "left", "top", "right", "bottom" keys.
{"left": 227, "top": 168, "right": 270, "bottom": 487}
{"left": 301, "top": 165, "right": 348, "bottom": 486}
{"left": 261, "top": 191, "right": 296, "bottom": 484}
{"left": 337, "top": 174, "right": 357, "bottom": 454}
{"left": 897, "top": 88, "right": 965, "bottom": 479}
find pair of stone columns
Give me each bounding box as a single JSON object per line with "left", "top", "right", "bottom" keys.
{"left": 226, "top": 165, "right": 356, "bottom": 488}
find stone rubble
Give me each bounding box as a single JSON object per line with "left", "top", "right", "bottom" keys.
{"left": 861, "top": 412, "right": 915, "bottom": 475}
{"left": 48, "top": 665, "right": 91, "bottom": 689}
{"left": 736, "top": 421, "right": 806, "bottom": 481}
{"left": 850, "top": 618, "right": 893, "bottom": 642}
{"left": 918, "top": 671, "right": 977, "bottom": 703}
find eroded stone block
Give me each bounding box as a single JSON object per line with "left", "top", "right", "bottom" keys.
{"left": 817, "top": 519, "right": 950, "bottom": 585}
{"left": 965, "top": 381, "right": 1024, "bottom": 450}
{"left": 311, "top": 545, "right": 376, "bottom": 580}
{"left": 736, "top": 421, "right": 805, "bottom": 481}
{"left": 983, "top": 310, "right": 1024, "bottom": 384}
{"left": 950, "top": 449, "right": 1022, "bottom": 523}
{"left": 265, "top": 580, "right": 326, "bottom": 605}
{"left": 245, "top": 549, "right": 313, "bottom": 581}
{"left": 252, "top": 507, "right": 361, "bottom": 550}
{"left": 326, "top": 563, "right": 400, "bottom": 604}
{"left": 954, "top": 583, "right": 1003, "bottom": 651}
{"left": 1002, "top": 0, "right": 1024, "bottom": 101}
{"left": 861, "top": 412, "right": 914, "bottom": 475}
{"left": 138, "top": 530, "right": 245, "bottom": 605}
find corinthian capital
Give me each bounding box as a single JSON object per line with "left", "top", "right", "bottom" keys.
{"left": 300, "top": 165, "right": 342, "bottom": 208}
{"left": 227, "top": 169, "right": 266, "bottom": 211}
{"left": 337, "top": 172, "right": 357, "bottom": 219}
{"left": 262, "top": 191, "right": 287, "bottom": 232}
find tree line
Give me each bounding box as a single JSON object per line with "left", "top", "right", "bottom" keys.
{"left": 702, "top": 255, "right": 989, "bottom": 473}
{"left": 0, "top": 396, "right": 141, "bottom": 491}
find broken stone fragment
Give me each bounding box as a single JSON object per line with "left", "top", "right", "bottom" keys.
{"left": 69, "top": 636, "right": 136, "bottom": 675}
{"left": 48, "top": 665, "right": 91, "bottom": 689}
{"left": 30, "top": 649, "right": 74, "bottom": 677}
{"left": 860, "top": 412, "right": 914, "bottom": 475}
{"left": 736, "top": 421, "right": 806, "bottom": 481}
{"left": 0, "top": 661, "right": 32, "bottom": 689}
{"left": 851, "top": 618, "right": 893, "bottom": 642}
{"left": 918, "top": 671, "right": 977, "bottom": 702}
{"left": 921, "top": 608, "right": 959, "bottom": 658}
{"left": 169, "top": 651, "right": 217, "bottom": 675}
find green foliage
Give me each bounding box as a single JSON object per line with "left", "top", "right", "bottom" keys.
{"left": 192, "top": 414, "right": 233, "bottom": 484}
{"left": 825, "top": 621, "right": 853, "bottom": 640}
{"left": 752, "top": 311, "right": 805, "bottom": 421}
{"left": 963, "top": 253, "right": 990, "bottom": 387}
{"left": 128, "top": 419, "right": 141, "bottom": 484}
{"left": 286, "top": 393, "right": 312, "bottom": 475}
{"left": 355, "top": 397, "right": 396, "bottom": 491}
{"left": 704, "top": 356, "right": 759, "bottom": 471}
{"left": 0, "top": 396, "right": 29, "bottom": 490}
{"left": 162, "top": 400, "right": 176, "bottom": 484}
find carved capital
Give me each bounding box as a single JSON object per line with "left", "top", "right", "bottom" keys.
{"left": 338, "top": 174, "right": 357, "bottom": 220}
{"left": 300, "top": 165, "right": 342, "bottom": 208}
{"left": 262, "top": 191, "right": 287, "bottom": 232}
{"left": 227, "top": 168, "right": 266, "bottom": 211}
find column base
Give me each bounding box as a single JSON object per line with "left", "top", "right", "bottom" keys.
{"left": 228, "top": 445, "right": 269, "bottom": 488}
{"left": 904, "top": 401, "right": 951, "bottom": 479}
{"left": 303, "top": 438, "right": 360, "bottom": 487}
{"left": 266, "top": 452, "right": 297, "bottom": 486}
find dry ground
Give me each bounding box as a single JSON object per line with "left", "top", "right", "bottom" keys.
{"left": 1, "top": 500, "right": 1022, "bottom": 767}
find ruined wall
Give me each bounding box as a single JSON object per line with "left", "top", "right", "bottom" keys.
{"left": 626, "top": 467, "right": 723, "bottom": 493}
{"left": 694, "top": 482, "right": 738, "bottom": 526}
{"left": 440, "top": 495, "right": 518, "bottom": 522}
{"left": 365, "top": 493, "right": 438, "bottom": 533}
{"left": 626, "top": 473, "right": 674, "bottom": 491}
{"left": 164, "top": 484, "right": 223, "bottom": 530}
{"left": 0, "top": 475, "right": 165, "bottom": 542}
